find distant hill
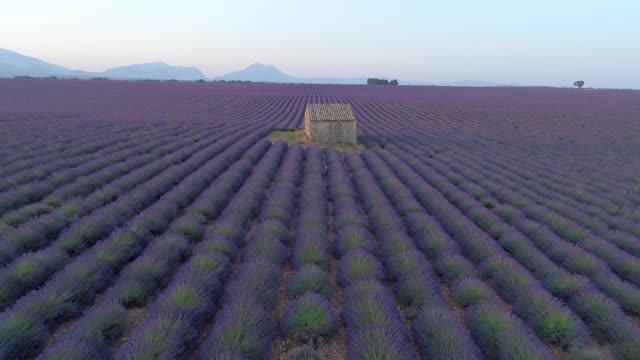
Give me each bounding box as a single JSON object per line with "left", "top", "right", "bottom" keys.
{"left": 0, "top": 47, "right": 521, "bottom": 86}
{"left": 102, "top": 62, "right": 205, "bottom": 81}
{"left": 212, "top": 63, "right": 377, "bottom": 85}
{"left": 0, "top": 48, "right": 83, "bottom": 77}
{"left": 212, "top": 63, "right": 373, "bottom": 85}
{"left": 0, "top": 49, "right": 204, "bottom": 80}
{"left": 213, "top": 63, "right": 519, "bottom": 86}
{"left": 212, "top": 63, "right": 297, "bottom": 83}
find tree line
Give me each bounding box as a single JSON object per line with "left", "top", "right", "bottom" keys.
{"left": 367, "top": 78, "right": 399, "bottom": 85}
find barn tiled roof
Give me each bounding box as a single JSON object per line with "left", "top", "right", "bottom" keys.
{"left": 307, "top": 104, "right": 355, "bottom": 121}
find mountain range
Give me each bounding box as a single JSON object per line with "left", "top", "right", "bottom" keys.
{"left": 0, "top": 49, "right": 206, "bottom": 81}
{"left": 0, "top": 48, "right": 509, "bottom": 86}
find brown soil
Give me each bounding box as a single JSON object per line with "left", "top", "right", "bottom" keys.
{"left": 308, "top": 213, "right": 347, "bottom": 360}
{"left": 46, "top": 285, "right": 112, "bottom": 348}
{"left": 272, "top": 160, "right": 348, "bottom": 360}
{"left": 273, "top": 264, "right": 293, "bottom": 322}
{"left": 485, "top": 280, "right": 514, "bottom": 313}
{"left": 358, "top": 205, "right": 420, "bottom": 358}
{"left": 438, "top": 279, "right": 465, "bottom": 318}
{"left": 550, "top": 345, "right": 570, "bottom": 360}
{"left": 46, "top": 318, "right": 75, "bottom": 348}
{"left": 114, "top": 306, "right": 150, "bottom": 350}
{"left": 271, "top": 182, "right": 299, "bottom": 359}
{"left": 195, "top": 230, "right": 246, "bottom": 348}
{"left": 268, "top": 129, "right": 365, "bottom": 152}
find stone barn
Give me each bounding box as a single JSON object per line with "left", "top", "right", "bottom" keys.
{"left": 304, "top": 104, "right": 357, "bottom": 145}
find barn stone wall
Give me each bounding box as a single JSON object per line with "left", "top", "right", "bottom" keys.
{"left": 310, "top": 120, "right": 357, "bottom": 145}
{"left": 304, "top": 107, "right": 311, "bottom": 137}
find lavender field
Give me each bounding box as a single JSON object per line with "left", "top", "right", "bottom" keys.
{"left": 1, "top": 78, "right": 640, "bottom": 360}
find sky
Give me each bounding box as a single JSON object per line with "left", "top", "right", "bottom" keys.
{"left": 2, "top": 0, "right": 639, "bottom": 88}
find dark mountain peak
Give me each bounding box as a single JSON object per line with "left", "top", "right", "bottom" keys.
{"left": 245, "top": 63, "right": 285, "bottom": 73}
{"left": 102, "top": 61, "right": 206, "bottom": 80}
{"left": 0, "top": 49, "right": 206, "bottom": 80}
{"left": 214, "top": 62, "right": 295, "bottom": 83}
{"left": 0, "top": 48, "right": 71, "bottom": 75}
{"left": 143, "top": 61, "right": 171, "bottom": 67}
{"left": 245, "top": 63, "right": 278, "bottom": 71}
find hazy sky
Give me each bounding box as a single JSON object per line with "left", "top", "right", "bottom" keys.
{"left": 2, "top": 0, "right": 639, "bottom": 88}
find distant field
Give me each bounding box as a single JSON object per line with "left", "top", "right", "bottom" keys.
{"left": 1, "top": 79, "right": 640, "bottom": 359}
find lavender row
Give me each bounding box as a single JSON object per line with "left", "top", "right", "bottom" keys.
{"left": 353, "top": 96, "right": 634, "bottom": 203}
{"left": 356, "top": 100, "right": 632, "bottom": 210}
{"left": 373, "top": 149, "right": 595, "bottom": 350}
{"left": 486, "top": 152, "right": 640, "bottom": 234}
{"left": 382, "top": 148, "right": 640, "bottom": 359}
{"left": 196, "top": 145, "right": 302, "bottom": 359}
{"left": 110, "top": 140, "right": 286, "bottom": 358}
{"left": 106, "top": 140, "right": 274, "bottom": 306}
{"left": 45, "top": 124, "right": 217, "bottom": 206}
{"left": 0, "top": 129, "right": 137, "bottom": 179}
{"left": 0, "top": 126, "right": 264, "bottom": 311}
{"left": 469, "top": 143, "right": 629, "bottom": 210}
{"left": 355, "top": 151, "right": 492, "bottom": 359}
{"left": 327, "top": 151, "right": 404, "bottom": 359}
{"left": 435, "top": 145, "right": 640, "bottom": 260}
{"left": 0, "top": 128, "right": 118, "bottom": 170}
{"left": 0, "top": 123, "right": 228, "bottom": 253}
{"left": 168, "top": 145, "right": 291, "bottom": 358}
{"left": 279, "top": 146, "right": 338, "bottom": 354}
{"left": 0, "top": 123, "right": 205, "bottom": 215}
{"left": 199, "top": 146, "right": 302, "bottom": 359}
{"left": 0, "top": 120, "right": 253, "bottom": 266}
{"left": 332, "top": 152, "right": 419, "bottom": 360}
{"left": 462, "top": 159, "right": 640, "bottom": 289}
{"left": 416, "top": 148, "right": 640, "bottom": 317}
{"left": 0, "top": 133, "right": 273, "bottom": 359}
{"left": 442, "top": 142, "right": 640, "bottom": 237}
{"left": 115, "top": 139, "right": 286, "bottom": 358}
{"left": 0, "top": 124, "right": 166, "bottom": 191}
{"left": 81, "top": 140, "right": 286, "bottom": 358}
{"left": 0, "top": 123, "right": 184, "bottom": 191}
{"left": 354, "top": 121, "right": 569, "bottom": 358}
{"left": 0, "top": 117, "right": 146, "bottom": 171}
{"left": 0, "top": 226, "right": 148, "bottom": 359}
{"left": 327, "top": 150, "right": 414, "bottom": 359}
{"left": 291, "top": 147, "right": 330, "bottom": 272}
{"left": 404, "top": 142, "right": 640, "bottom": 345}
{"left": 502, "top": 206, "right": 640, "bottom": 316}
